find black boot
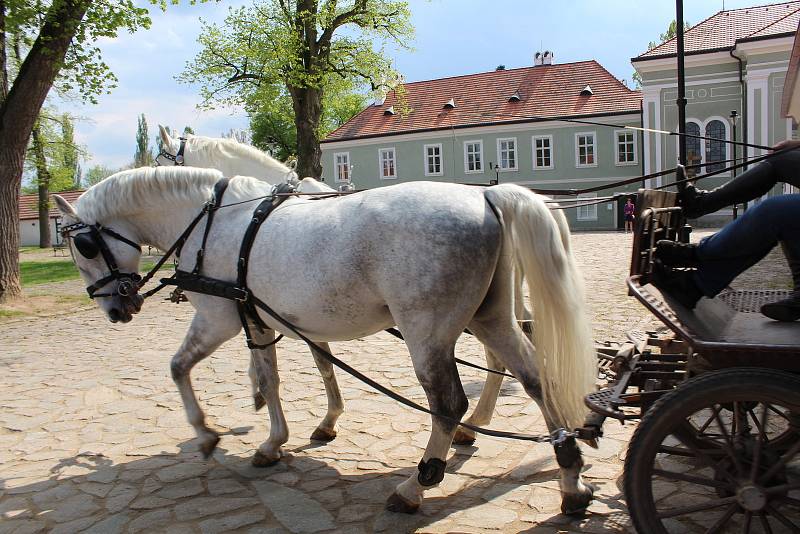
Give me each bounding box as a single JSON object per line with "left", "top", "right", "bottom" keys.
{"left": 650, "top": 262, "right": 704, "bottom": 310}
{"left": 679, "top": 161, "right": 778, "bottom": 219}
{"left": 655, "top": 240, "right": 699, "bottom": 268}
{"left": 761, "top": 244, "right": 800, "bottom": 321}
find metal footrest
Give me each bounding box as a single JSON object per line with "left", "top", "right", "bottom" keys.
{"left": 585, "top": 387, "right": 628, "bottom": 421}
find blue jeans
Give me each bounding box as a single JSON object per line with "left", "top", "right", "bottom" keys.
{"left": 693, "top": 194, "right": 800, "bottom": 297}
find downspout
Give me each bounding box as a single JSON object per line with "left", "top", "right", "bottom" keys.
{"left": 730, "top": 47, "right": 747, "bottom": 170}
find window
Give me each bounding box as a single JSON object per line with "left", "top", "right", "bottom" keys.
{"left": 464, "top": 140, "right": 483, "bottom": 173}
{"left": 615, "top": 130, "right": 637, "bottom": 165}
{"left": 497, "top": 137, "right": 517, "bottom": 171}
{"left": 334, "top": 152, "right": 350, "bottom": 182}
{"left": 533, "top": 135, "right": 553, "bottom": 169}
{"left": 575, "top": 132, "right": 596, "bottom": 167}
{"left": 378, "top": 148, "right": 396, "bottom": 179}
{"left": 705, "top": 119, "right": 726, "bottom": 173}
{"left": 577, "top": 193, "right": 598, "bottom": 221}
{"left": 684, "top": 118, "right": 728, "bottom": 177}
{"left": 424, "top": 144, "right": 443, "bottom": 176}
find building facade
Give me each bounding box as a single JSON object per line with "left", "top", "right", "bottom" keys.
{"left": 18, "top": 190, "right": 82, "bottom": 247}
{"left": 633, "top": 1, "right": 800, "bottom": 220}
{"left": 321, "top": 60, "right": 643, "bottom": 230}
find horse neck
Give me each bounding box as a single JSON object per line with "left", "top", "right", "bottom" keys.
{"left": 120, "top": 196, "right": 212, "bottom": 253}
{"left": 188, "top": 143, "right": 289, "bottom": 185}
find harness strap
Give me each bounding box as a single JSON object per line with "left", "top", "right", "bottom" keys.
{"left": 236, "top": 183, "right": 295, "bottom": 349}
{"left": 193, "top": 178, "right": 231, "bottom": 275}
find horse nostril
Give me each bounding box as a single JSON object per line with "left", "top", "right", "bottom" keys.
{"left": 108, "top": 308, "right": 122, "bottom": 322}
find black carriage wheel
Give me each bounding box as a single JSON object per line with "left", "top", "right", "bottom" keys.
{"left": 624, "top": 368, "right": 800, "bottom": 534}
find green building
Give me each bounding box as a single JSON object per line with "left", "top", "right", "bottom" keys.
{"left": 320, "top": 58, "right": 642, "bottom": 230}
{"left": 633, "top": 1, "right": 800, "bottom": 223}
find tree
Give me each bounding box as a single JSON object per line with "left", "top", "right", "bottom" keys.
{"left": 632, "top": 20, "right": 691, "bottom": 88}
{"left": 249, "top": 77, "right": 366, "bottom": 162}
{"left": 22, "top": 110, "right": 86, "bottom": 247}
{"left": 0, "top": 1, "right": 204, "bottom": 303}
{"left": 84, "top": 164, "right": 119, "bottom": 187}
{"left": 181, "top": 0, "right": 413, "bottom": 179}
{"left": 134, "top": 113, "right": 154, "bottom": 167}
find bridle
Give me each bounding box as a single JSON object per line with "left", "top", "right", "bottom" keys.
{"left": 156, "top": 136, "right": 187, "bottom": 166}
{"left": 60, "top": 222, "right": 143, "bottom": 298}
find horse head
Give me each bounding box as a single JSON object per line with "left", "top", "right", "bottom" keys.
{"left": 54, "top": 194, "right": 144, "bottom": 323}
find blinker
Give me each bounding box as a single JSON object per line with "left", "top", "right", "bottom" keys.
{"left": 74, "top": 232, "right": 100, "bottom": 259}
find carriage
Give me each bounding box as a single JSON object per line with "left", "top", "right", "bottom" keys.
{"left": 578, "top": 188, "right": 800, "bottom": 533}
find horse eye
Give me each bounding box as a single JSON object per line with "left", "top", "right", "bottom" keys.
{"left": 73, "top": 233, "right": 99, "bottom": 259}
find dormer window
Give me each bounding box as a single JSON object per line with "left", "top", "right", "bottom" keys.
{"left": 580, "top": 85, "right": 593, "bottom": 96}
{"left": 384, "top": 105, "right": 395, "bottom": 115}
{"left": 443, "top": 98, "right": 456, "bottom": 109}
{"left": 508, "top": 90, "right": 521, "bottom": 102}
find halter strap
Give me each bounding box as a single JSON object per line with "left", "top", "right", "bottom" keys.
{"left": 157, "top": 137, "right": 187, "bottom": 166}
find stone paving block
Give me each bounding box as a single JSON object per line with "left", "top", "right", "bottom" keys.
{"left": 174, "top": 496, "right": 261, "bottom": 522}
{"left": 198, "top": 508, "right": 267, "bottom": 534}
{"left": 253, "top": 481, "right": 335, "bottom": 533}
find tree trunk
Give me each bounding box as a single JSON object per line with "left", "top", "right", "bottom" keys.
{"left": 31, "top": 123, "right": 52, "bottom": 248}
{"left": 0, "top": 1, "right": 7, "bottom": 102}
{"left": 289, "top": 85, "right": 323, "bottom": 179}
{"left": 0, "top": 0, "right": 91, "bottom": 303}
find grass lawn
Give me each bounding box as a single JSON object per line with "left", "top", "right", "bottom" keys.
{"left": 20, "top": 259, "right": 174, "bottom": 286}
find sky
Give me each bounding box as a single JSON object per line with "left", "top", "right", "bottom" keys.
{"left": 57, "top": 0, "right": 787, "bottom": 171}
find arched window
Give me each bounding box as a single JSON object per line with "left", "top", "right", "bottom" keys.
{"left": 686, "top": 122, "right": 701, "bottom": 178}
{"left": 705, "top": 119, "right": 726, "bottom": 173}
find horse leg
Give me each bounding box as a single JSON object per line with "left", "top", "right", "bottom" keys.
{"left": 468, "top": 317, "right": 593, "bottom": 516}
{"left": 246, "top": 325, "right": 290, "bottom": 467}
{"left": 386, "top": 341, "right": 468, "bottom": 514}
{"left": 452, "top": 347, "right": 505, "bottom": 445}
{"left": 308, "top": 342, "right": 344, "bottom": 442}
{"left": 454, "top": 259, "right": 532, "bottom": 446}
{"left": 172, "top": 309, "right": 241, "bottom": 458}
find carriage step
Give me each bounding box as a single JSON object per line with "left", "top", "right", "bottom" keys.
{"left": 584, "top": 387, "right": 629, "bottom": 421}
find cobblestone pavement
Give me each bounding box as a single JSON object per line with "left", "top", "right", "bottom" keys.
{"left": 0, "top": 231, "right": 790, "bottom": 533}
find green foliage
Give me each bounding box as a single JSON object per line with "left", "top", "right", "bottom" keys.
{"left": 181, "top": 0, "right": 412, "bottom": 165}
{"left": 134, "top": 113, "right": 154, "bottom": 167}
{"left": 84, "top": 163, "right": 121, "bottom": 186}
{"left": 249, "top": 80, "right": 366, "bottom": 160}
{"left": 21, "top": 109, "right": 86, "bottom": 194}
{"left": 632, "top": 20, "right": 691, "bottom": 89}
{"left": 20, "top": 260, "right": 78, "bottom": 286}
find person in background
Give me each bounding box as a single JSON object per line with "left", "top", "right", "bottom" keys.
{"left": 623, "top": 197, "right": 635, "bottom": 233}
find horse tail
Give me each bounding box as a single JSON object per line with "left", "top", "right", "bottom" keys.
{"left": 484, "top": 184, "right": 594, "bottom": 430}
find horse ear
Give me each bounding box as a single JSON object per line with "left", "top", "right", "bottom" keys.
{"left": 159, "top": 124, "right": 172, "bottom": 146}
{"left": 53, "top": 194, "right": 78, "bottom": 218}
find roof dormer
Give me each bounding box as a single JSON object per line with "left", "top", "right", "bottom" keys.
{"left": 443, "top": 98, "right": 456, "bottom": 109}
{"left": 384, "top": 105, "right": 396, "bottom": 115}
{"left": 508, "top": 90, "right": 521, "bottom": 102}
{"left": 580, "top": 85, "right": 593, "bottom": 96}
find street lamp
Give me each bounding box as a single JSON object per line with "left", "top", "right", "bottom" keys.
{"left": 730, "top": 110, "right": 739, "bottom": 219}
{"left": 492, "top": 164, "right": 500, "bottom": 185}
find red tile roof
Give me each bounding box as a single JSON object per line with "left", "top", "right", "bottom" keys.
{"left": 634, "top": 1, "right": 800, "bottom": 60}
{"left": 323, "top": 60, "right": 641, "bottom": 142}
{"left": 18, "top": 190, "right": 83, "bottom": 221}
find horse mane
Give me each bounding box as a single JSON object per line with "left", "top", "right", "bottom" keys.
{"left": 75, "top": 166, "right": 267, "bottom": 222}
{"left": 187, "top": 135, "right": 292, "bottom": 175}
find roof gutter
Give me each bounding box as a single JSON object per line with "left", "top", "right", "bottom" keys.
{"left": 730, "top": 44, "right": 748, "bottom": 171}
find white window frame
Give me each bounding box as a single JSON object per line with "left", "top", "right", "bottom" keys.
{"left": 496, "top": 137, "right": 518, "bottom": 171}
{"left": 424, "top": 143, "right": 443, "bottom": 176}
{"left": 532, "top": 135, "right": 554, "bottom": 170}
{"left": 463, "top": 140, "right": 483, "bottom": 174}
{"left": 575, "top": 132, "right": 597, "bottom": 168}
{"left": 680, "top": 117, "right": 730, "bottom": 175}
{"left": 577, "top": 193, "right": 598, "bottom": 221}
{"left": 614, "top": 130, "right": 638, "bottom": 166}
{"left": 334, "top": 152, "right": 351, "bottom": 183}
{"left": 378, "top": 147, "right": 397, "bottom": 180}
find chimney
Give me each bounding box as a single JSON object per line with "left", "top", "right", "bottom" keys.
{"left": 542, "top": 50, "right": 553, "bottom": 65}
{"left": 496, "top": 64, "right": 506, "bottom": 71}
{"left": 534, "top": 51, "right": 543, "bottom": 66}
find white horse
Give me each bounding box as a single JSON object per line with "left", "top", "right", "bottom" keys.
{"left": 54, "top": 166, "right": 596, "bottom": 514}
{"left": 156, "top": 127, "right": 534, "bottom": 446}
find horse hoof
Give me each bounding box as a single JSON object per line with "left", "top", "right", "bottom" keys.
{"left": 452, "top": 429, "right": 476, "bottom": 446}
{"left": 200, "top": 434, "right": 221, "bottom": 459}
{"left": 253, "top": 393, "right": 266, "bottom": 412}
{"left": 560, "top": 487, "right": 594, "bottom": 516}
{"left": 252, "top": 450, "right": 281, "bottom": 468}
{"left": 310, "top": 427, "right": 337, "bottom": 442}
{"left": 385, "top": 492, "right": 420, "bottom": 514}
